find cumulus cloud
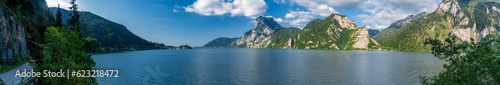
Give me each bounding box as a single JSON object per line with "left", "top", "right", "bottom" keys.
{"left": 279, "top": 0, "right": 439, "bottom": 29}
{"left": 281, "top": 0, "right": 342, "bottom": 28}
{"left": 357, "top": 0, "right": 439, "bottom": 30}
{"left": 273, "top": 0, "right": 288, "bottom": 4}
{"left": 263, "top": 16, "right": 285, "bottom": 23}
{"left": 275, "top": 18, "right": 284, "bottom": 23}
{"left": 284, "top": 11, "right": 315, "bottom": 27}
{"left": 183, "top": 0, "right": 268, "bottom": 18}
{"left": 46, "top": 0, "right": 71, "bottom": 9}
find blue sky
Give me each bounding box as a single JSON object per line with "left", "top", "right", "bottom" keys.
{"left": 45, "top": 0, "right": 441, "bottom": 46}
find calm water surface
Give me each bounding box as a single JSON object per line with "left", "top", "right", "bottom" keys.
{"left": 93, "top": 48, "right": 444, "bottom": 84}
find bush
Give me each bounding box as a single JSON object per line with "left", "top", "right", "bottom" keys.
{"left": 421, "top": 35, "right": 500, "bottom": 84}
{"left": 0, "top": 78, "right": 4, "bottom": 85}
{"left": 32, "top": 26, "right": 97, "bottom": 84}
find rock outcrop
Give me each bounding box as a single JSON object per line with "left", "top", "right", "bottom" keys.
{"left": 234, "top": 16, "right": 283, "bottom": 48}
{"left": 204, "top": 16, "right": 300, "bottom": 48}
{"left": 0, "top": 0, "right": 55, "bottom": 65}
{"left": 353, "top": 27, "right": 379, "bottom": 49}
{"left": 380, "top": 0, "right": 500, "bottom": 52}
{"left": 0, "top": 9, "right": 28, "bottom": 65}
{"left": 294, "top": 14, "right": 379, "bottom": 50}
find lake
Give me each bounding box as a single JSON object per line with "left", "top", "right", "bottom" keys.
{"left": 92, "top": 48, "right": 444, "bottom": 85}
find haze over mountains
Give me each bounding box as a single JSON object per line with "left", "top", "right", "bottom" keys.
{"left": 50, "top": 8, "right": 163, "bottom": 51}
{"left": 204, "top": 0, "right": 500, "bottom": 52}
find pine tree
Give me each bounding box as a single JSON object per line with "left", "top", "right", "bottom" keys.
{"left": 68, "top": 0, "right": 80, "bottom": 37}
{"left": 56, "top": 4, "right": 63, "bottom": 27}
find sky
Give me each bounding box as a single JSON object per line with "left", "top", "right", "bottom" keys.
{"left": 45, "top": 0, "right": 442, "bottom": 46}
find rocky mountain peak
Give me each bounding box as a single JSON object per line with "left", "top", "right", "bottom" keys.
{"left": 396, "top": 12, "right": 429, "bottom": 27}
{"left": 437, "top": 0, "right": 461, "bottom": 14}
{"left": 246, "top": 16, "right": 283, "bottom": 36}
{"left": 327, "top": 14, "right": 357, "bottom": 29}
{"left": 234, "top": 16, "right": 287, "bottom": 48}
{"left": 255, "top": 16, "right": 282, "bottom": 29}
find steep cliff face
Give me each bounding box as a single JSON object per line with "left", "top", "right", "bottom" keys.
{"left": 1, "top": 3, "right": 25, "bottom": 64}
{"left": 443, "top": 0, "right": 500, "bottom": 42}
{"left": 380, "top": 0, "right": 500, "bottom": 52}
{"left": 352, "top": 27, "right": 379, "bottom": 49}
{"left": 0, "top": 0, "right": 54, "bottom": 65}
{"left": 295, "top": 14, "right": 379, "bottom": 50}
{"left": 0, "top": 8, "right": 28, "bottom": 63}
{"left": 203, "top": 16, "right": 300, "bottom": 48}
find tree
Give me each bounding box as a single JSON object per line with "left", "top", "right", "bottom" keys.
{"left": 421, "top": 35, "right": 500, "bottom": 84}
{"left": 68, "top": 0, "right": 80, "bottom": 36}
{"left": 179, "top": 45, "right": 192, "bottom": 49}
{"left": 33, "top": 26, "right": 97, "bottom": 84}
{"left": 55, "top": 4, "right": 63, "bottom": 27}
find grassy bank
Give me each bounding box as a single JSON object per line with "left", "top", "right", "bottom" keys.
{"left": 0, "top": 60, "right": 27, "bottom": 74}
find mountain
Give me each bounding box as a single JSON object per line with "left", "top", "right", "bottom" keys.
{"left": 203, "top": 16, "right": 300, "bottom": 48}
{"left": 294, "top": 14, "right": 379, "bottom": 50}
{"left": 374, "top": 12, "right": 428, "bottom": 41}
{"left": 203, "top": 37, "right": 239, "bottom": 48}
{"left": 234, "top": 16, "right": 288, "bottom": 48}
{"left": 380, "top": 0, "right": 500, "bottom": 52}
{"left": 368, "top": 29, "right": 380, "bottom": 36}
{"left": 50, "top": 8, "right": 160, "bottom": 51}
{"left": 267, "top": 27, "right": 301, "bottom": 48}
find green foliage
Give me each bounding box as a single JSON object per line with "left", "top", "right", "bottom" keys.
{"left": 337, "top": 29, "right": 357, "bottom": 49}
{"left": 3, "top": 0, "right": 55, "bottom": 65}
{"left": 55, "top": 5, "right": 63, "bottom": 27}
{"left": 381, "top": 12, "right": 453, "bottom": 52}
{"left": 378, "top": 0, "right": 500, "bottom": 52}
{"left": 421, "top": 35, "right": 500, "bottom": 84}
{"left": 51, "top": 8, "right": 162, "bottom": 51}
{"left": 178, "top": 45, "right": 192, "bottom": 49}
{"left": 374, "top": 13, "right": 428, "bottom": 42}
{"left": 267, "top": 27, "right": 301, "bottom": 48}
{"left": 294, "top": 14, "right": 367, "bottom": 50}
{"left": 33, "top": 26, "right": 97, "bottom": 84}
{"left": 68, "top": 0, "right": 80, "bottom": 31}
{"left": 202, "top": 37, "right": 238, "bottom": 48}
{"left": 0, "top": 78, "right": 4, "bottom": 85}
{"left": 295, "top": 18, "right": 337, "bottom": 49}
{"left": 0, "top": 60, "right": 26, "bottom": 73}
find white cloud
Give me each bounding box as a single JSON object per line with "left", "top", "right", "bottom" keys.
{"left": 356, "top": 0, "right": 439, "bottom": 30}
{"left": 273, "top": 0, "right": 288, "bottom": 4}
{"left": 279, "top": 0, "right": 439, "bottom": 29}
{"left": 276, "top": 0, "right": 364, "bottom": 8}
{"left": 275, "top": 18, "right": 284, "bottom": 23}
{"left": 45, "top": 0, "right": 71, "bottom": 9}
{"left": 263, "top": 16, "right": 285, "bottom": 23}
{"left": 184, "top": 0, "right": 268, "bottom": 18}
{"left": 280, "top": 0, "right": 341, "bottom": 28}
{"left": 284, "top": 11, "right": 315, "bottom": 27}
{"left": 173, "top": 9, "right": 179, "bottom": 12}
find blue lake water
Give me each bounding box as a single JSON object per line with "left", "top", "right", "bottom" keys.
{"left": 92, "top": 48, "right": 444, "bottom": 84}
